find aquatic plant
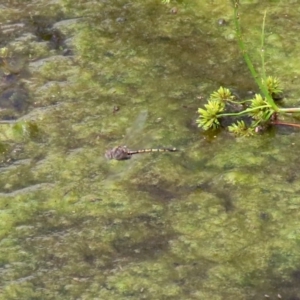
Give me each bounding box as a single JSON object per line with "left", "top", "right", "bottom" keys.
{"left": 197, "top": 1, "right": 300, "bottom": 136}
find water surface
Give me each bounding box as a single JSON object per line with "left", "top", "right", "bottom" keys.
{"left": 1, "top": 1, "right": 300, "bottom": 299}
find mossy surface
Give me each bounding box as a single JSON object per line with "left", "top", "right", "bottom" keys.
{"left": 1, "top": 0, "right": 300, "bottom": 299}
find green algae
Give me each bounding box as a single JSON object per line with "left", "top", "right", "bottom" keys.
{"left": 1, "top": 0, "right": 300, "bottom": 299}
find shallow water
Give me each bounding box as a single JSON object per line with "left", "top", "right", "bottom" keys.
{"left": 1, "top": 0, "right": 300, "bottom": 299}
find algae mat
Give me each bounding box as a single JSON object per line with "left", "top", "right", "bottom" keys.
{"left": 0, "top": 1, "right": 300, "bottom": 299}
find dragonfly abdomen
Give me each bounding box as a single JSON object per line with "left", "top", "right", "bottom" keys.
{"left": 128, "top": 148, "right": 177, "bottom": 155}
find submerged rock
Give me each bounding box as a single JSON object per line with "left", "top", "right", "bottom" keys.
{"left": 0, "top": 87, "right": 29, "bottom": 115}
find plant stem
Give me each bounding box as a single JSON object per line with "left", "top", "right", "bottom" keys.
{"left": 260, "top": 10, "right": 267, "bottom": 83}
{"left": 218, "top": 105, "right": 271, "bottom": 118}
{"left": 271, "top": 120, "right": 300, "bottom": 128}
{"left": 232, "top": 1, "right": 278, "bottom": 111}
{"left": 226, "top": 99, "right": 252, "bottom": 105}
{"left": 278, "top": 107, "right": 300, "bottom": 113}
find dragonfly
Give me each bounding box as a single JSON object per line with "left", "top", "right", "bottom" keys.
{"left": 104, "top": 110, "right": 178, "bottom": 160}
{"left": 105, "top": 145, "right": 178, "bottom": 160}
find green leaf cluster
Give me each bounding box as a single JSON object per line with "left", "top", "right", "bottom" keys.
{"left": 196, "top": 86, "right": 277, "bottom": 135}
{"left": 265, "top": 76, "right": 283, "bottom": 96}
{"left": 210, "top": 86, "right": 234, "bottom": 103}
{"left": 196, "top": 86, "right": 237, "bottom": 131}
{"left": 196, "top": 99, "right": 225, "bottom": 130}
{"left": 248, "top": 94, "right": 274, "bottom": 122}
{"left": 228, "top": 120, "right": 254, "bottom": 137}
